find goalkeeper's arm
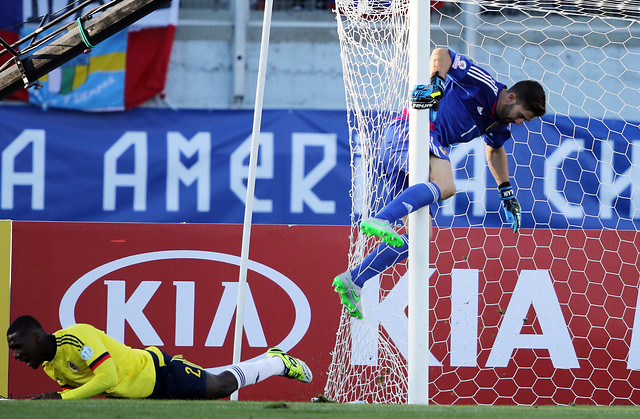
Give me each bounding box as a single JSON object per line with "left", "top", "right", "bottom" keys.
{"left": 485, "top": 143, "right": 510, "bottom": 187}
{"left": 485, "top": 144, "right": 521, "bottom": 233}
{"left": 410, "top": 48, "right": 452, "bottom": 111}
{"left": 430, "top": 48, "right": 452, "bottom": 79}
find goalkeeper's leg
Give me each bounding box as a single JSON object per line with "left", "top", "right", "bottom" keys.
{"left": 351, "top": 233, "right": 409, "bottom": 287}
{"left": 361, "top": 156, "right": 454, "bottom": 246}
{"left": 333, "top": 234, "right": 408, "bottom": 318}
{"left": 360, "top": 182, "right": 440, "bottom": 247}
{"left": 373, "top": 153, "right": 457, "bottom": 225}
{"left": 373, "top": 182, "right": 441, "bottom": 224}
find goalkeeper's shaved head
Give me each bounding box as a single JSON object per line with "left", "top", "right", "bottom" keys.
{"left": 509, "top": 80, "right": 546, "bottom": 117}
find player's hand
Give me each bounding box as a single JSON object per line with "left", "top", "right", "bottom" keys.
{"left": 499, "top": 183, "right": 521, "bottom": 233}
{"left": 31, "top": 392, "right": 62, "bottom": 400}
{"left": 410, "top": 73, "right": 445, "bottom": 110}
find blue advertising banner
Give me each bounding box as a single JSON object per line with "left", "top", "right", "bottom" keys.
{"left": 0, "top": 107, "right": 352, "bottom": 225}
{"left": 441, "top": 116, "right": 640, "bottom": 231}
{"left": 0, "top": 106, "right": 637, "bottom": 229}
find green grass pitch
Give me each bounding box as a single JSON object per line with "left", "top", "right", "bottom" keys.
{"left": 1, "top": 399, "right": 639, "bottom": 418}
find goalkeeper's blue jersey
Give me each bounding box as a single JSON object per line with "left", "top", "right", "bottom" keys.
{"left": 435, "top": 49, "right": 510, "bottom": 148}
{"left": 382, "top": 49, "right": 510, "bottom": 172}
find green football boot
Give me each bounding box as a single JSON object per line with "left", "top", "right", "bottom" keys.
{"left": 360, "top": 218, "right": 404, "bottom": 247}
{"left": 332, "top": 271, "right": 363, "bottom": 319}
{"left": 266, "top": 347, "right": 313, "bottom": 383}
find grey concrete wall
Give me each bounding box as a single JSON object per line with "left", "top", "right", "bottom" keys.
{"left": 149, "top": 7, "right": 640, "bottom": 121}
{"left": 157, "top": 38, "right": 346, "bottom": 110}
{"left": 151, "top": 8, "right": 347, "bottom": 110}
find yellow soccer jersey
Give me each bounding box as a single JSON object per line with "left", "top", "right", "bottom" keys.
{"left": 42, "top": 323, "right": 156, "bottom": 399}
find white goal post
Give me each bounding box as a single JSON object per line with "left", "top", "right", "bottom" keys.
{"left": 406, "top": 0, "right": 431, "bottom": 405}
{"left": 327, "top": 0, "right": 640, "bottom": 405}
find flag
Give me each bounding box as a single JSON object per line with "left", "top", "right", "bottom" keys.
{"left": 0, "top": 0, "right": 179, "bottom": 111}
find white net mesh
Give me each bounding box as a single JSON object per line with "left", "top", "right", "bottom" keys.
{"left": 328, "top": 0, "right": 412, "bottom": 404}
{"left": 326, "top": 0, "right": 640, "bottom": 405}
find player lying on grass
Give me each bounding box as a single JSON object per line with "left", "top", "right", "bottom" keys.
{"left": 7, "top": 315, "right": 312, "bottom": 400}
{"left": 333, "top": 48, "right": 547, "bottom": 319}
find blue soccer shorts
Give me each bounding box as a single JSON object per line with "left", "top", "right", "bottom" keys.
{"left": 382, "top": 134, "right": 449, "bottom": 202}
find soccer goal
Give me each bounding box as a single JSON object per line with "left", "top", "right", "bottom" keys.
{"left": 326, "top": 0, "right": 640, "bottom": 405}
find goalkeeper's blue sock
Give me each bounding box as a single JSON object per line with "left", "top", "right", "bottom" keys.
{"left": 351, "top": 234, "right": 409, "bottom": 287}
{"left": 375, "top": 182, "right": 441, "bottom": 224}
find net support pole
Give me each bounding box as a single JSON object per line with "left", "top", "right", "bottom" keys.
{"left": 407, "top": 0, "right": 430, "bottom": 405}
{"left": 233, "top": 0, "right": 248, "bottom": 105}
{"left": 230, "top": 0, "right": 274, "bottom": 401}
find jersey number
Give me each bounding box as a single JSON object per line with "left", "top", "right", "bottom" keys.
{"left": 185, "top": 366, "right": 201, "bottom": 378}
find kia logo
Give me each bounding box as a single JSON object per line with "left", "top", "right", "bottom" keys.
{"left": 59, "top": 250, "right": 311, "bottom": 358}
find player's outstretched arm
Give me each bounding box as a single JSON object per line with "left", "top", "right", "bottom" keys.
{"left": 498, "top": 182, "right": 521, "bottom": 233}
{"left": 485, "top": 144, "right": 521, "bottom": 232}
{"left": 485, "top": 144, "right": 510, "bottom": 185}
{"left": 57, "top": 356, "right": 118, "bottom": 400}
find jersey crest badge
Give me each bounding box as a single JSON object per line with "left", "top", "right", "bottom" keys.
{"left": 80, "top": 346, "right": 94, "bottom": 361}
{"left": 68, "top": 361, "right": 79, "bottom": 372}
{"left": 452, "top": 54, "right": 467, "bottom": 70}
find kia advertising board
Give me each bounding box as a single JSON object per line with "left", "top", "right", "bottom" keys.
{"left": 333, "top": 228, "right": 640, "bottom": 404}
{"left": 7, "top": 222, "right": 640, "bottom": 404}
{"left": 8, "top": 222, "right": 349, "bottom": 400}
{"left": 427, "top": 228, "right": 640, "bottom": 404}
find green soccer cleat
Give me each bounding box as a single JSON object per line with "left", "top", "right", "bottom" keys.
{"left": 267, "top": 347, "right": 313, "bottom": 383}
{"left": 332, "top": 271, "right": 363, "bottom": 319}
{"left": 360, "top": 218, "right": 404, "bottom": 247}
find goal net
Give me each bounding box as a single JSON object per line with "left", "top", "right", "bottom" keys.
{"left": 326, "top": 0, "right": 640, "bottom": 405}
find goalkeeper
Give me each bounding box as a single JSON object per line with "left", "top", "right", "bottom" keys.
{"left": 334, "top": 48, "right": 546, "bottom": 319}
{"left": 7, "top": 315, "right": 312, "bottom": 399}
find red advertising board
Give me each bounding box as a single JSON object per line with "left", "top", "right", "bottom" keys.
{"left": 327, "top": 227, "right": 640, "bottom": 405}
{"left": 8, "top": 223, "right": 640, "bottom": 404}
{"left": 8, "top": 222, "right": 349, "bottom": 401}
{"left": 427, "top": 228, "right": 640, "bottom": 404}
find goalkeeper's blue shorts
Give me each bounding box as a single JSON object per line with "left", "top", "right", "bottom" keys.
{"left": 381, "top": 115, "right": 450, "bottom": 174}
{"left": 428, "top": 133, "right": 450, "bottom": 161}
{"left": 381, "top": 120, "right": 449, "bottom": 195}
{"left": 381, "top": 116, "right": 448, "bottom": 216}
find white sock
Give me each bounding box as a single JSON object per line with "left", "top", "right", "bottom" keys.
{"left": 225, "top": 357, "right": 285, "bottom": 389}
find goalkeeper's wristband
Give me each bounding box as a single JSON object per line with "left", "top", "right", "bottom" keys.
{"left": 498, "top": 181, "right": 514, "bottom": 200}
{"left": 431, "top": 72, "right": 445, "bottom": 92}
